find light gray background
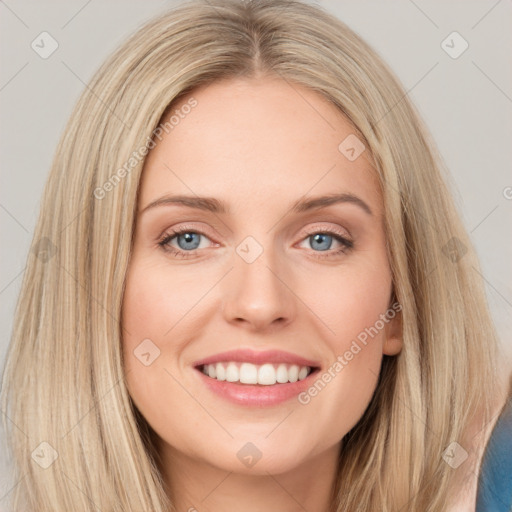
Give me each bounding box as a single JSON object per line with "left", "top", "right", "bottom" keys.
{"left": 1, "top": 0, "right": 511, "bottom": 506}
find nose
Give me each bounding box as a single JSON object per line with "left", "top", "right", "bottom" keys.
{"left": 221, "top": 246, "right": 297, "bottom": 333}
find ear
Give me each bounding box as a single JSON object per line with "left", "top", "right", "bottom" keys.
{"left": 383, "top": 308, "right": 403, "bottom": 356}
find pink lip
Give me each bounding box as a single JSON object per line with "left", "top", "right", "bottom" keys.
{"left": 192, "top": 348, "right": 321, "bottom": 407}
{"left": 192, "top": 348, "right": 321, "bottom": 368}
{"left": 195, "top": 368, "right": 320, "bottom": 407}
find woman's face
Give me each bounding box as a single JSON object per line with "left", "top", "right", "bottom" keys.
{"left": 122, "top": 76, "right": 401, "bottom": 476}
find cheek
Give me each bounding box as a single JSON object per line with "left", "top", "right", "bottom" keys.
{"left": 303, "top": 254, "right": 392, "bottom": 351}
{"left": 121, "top": 261, "right": 195, "bottom": 438}
{"left": 121, "top": 256, "right": 225, "bottom": 398}
{"left": 122, "top": 260, "right": 207, "bottom": 353}
{"left": 121, "top": 261, "right": 187, "bottom": 391}
{"left": 294, "top": 254, "right": 392, "bottom": 430}
{"left": 296, "top": 292, "right": 387, "bottom": 447}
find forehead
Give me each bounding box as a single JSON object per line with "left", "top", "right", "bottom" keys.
{"left": 139, "top": 77, "right": 381, "bottom": 215}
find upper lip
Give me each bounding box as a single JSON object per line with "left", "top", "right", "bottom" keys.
{"left": 193, "top": 349, "right": 321, "bottom": 368}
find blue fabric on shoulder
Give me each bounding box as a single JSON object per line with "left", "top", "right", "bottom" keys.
{"left": 476, "top": 397, "right": 512, "bottom": 512}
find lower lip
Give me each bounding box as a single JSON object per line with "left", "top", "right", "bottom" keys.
{"left": 194, "top": 367, "right": 319, "bottom": 407}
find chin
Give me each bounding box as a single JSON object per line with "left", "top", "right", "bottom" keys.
{"left": 201, "top": 436, "right": 318, "bottom": 476}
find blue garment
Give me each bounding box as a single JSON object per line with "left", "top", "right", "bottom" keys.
{"left": 476, "top": 397, "right": 512, "bottom": 511}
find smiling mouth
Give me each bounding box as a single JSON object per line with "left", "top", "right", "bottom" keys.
{"left": 196, "top": 361, "right": 320, "bottom": 386}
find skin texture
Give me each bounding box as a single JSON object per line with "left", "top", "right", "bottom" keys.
{"left": 122, "top": 76, "right": 402, "bottom": 512}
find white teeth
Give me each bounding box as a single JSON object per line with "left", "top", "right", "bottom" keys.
{"left": 298, "top": 366, "right": 308, "bottom": 380}
{"left": 258, "top": 363, "right": 276, "bottom": 385}
{"left": 215, "top": 362, "right": 226, "bottom": 381}
{"left": 239, "top": 363, "right": 258, "bottom": 384}
{"left": 288, "top": 365, "right": 299, "bottom": 383}
{"left": 225, "top": 362, "right": 239, "bottom": 382}
{"left": 200, "top": 362, "right": 312, "bottom": 385}
{"left": 276, "top": 364, "right": 289, "bottom": 383}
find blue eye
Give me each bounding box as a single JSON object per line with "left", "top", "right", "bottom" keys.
{"left": 299, "top": 231, "right": 353, "bottom": 257}
{"left": 309, "top": 233, "right": 334, "bottom": 251}
{"left": 175, "top": 232, "right": 201, "bottom": 250}
{"left": 158, "top": 229, "right": 211, "bottom": 258}
{"left": 158, "top": 228, "right": 353, "bottom": 260}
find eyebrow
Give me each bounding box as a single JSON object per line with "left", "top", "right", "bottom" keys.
{"left": 140, "top": 192, "right": 373, "bottom": 216}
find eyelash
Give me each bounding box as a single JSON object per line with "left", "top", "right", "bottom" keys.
{"left": 157, "top": 226, "right": 354, "bottom": 260}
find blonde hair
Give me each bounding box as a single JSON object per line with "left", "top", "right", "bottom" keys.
{"left": 1, "top": 0, "right": 499, "bottom": 510}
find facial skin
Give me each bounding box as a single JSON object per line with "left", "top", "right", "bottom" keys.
{"left": 122, "top": 76, "right": 402, "bottom": 512}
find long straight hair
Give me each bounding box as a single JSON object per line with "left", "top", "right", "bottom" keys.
{"left": 1, "top": 0, "right": 499, "bottom": 510}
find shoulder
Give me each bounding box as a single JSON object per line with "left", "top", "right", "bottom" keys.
{"left": 475, "top": 383, "right": 512, "bottom": 511}
{"left": 448, "top": 376, "right": 511, "bottom": 512}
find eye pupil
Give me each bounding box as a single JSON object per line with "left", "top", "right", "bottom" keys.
{"left": 177, "top": 232, "right": 201, "bottom": 250}
{"left": 310, "top": 233, "right": 332, "bottom": 251}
